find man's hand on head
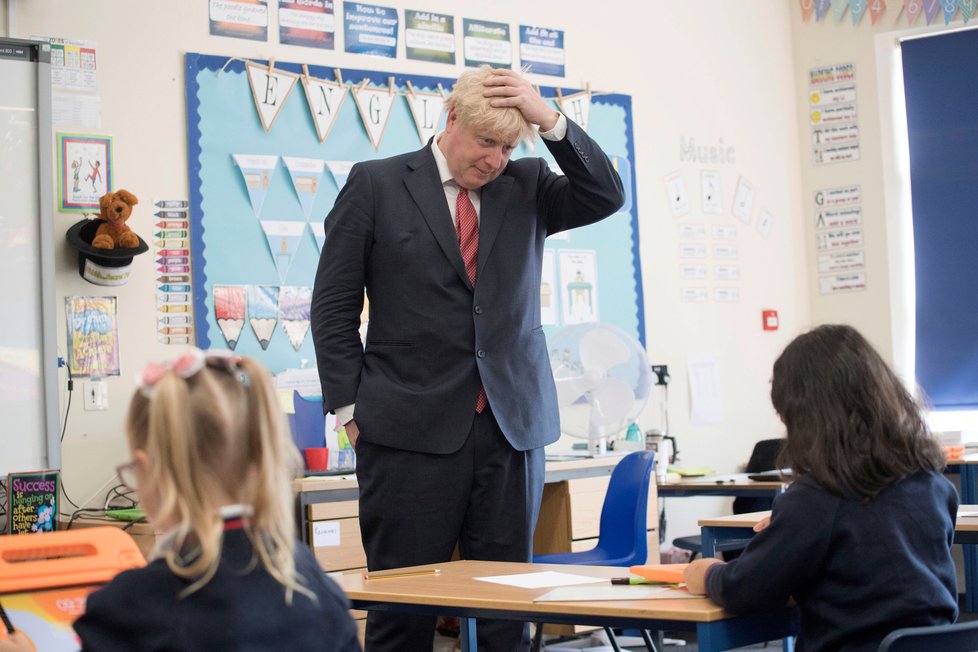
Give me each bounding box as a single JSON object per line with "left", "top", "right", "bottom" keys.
{"left": 481, "top": 68, "right": 559, "bottom": 132}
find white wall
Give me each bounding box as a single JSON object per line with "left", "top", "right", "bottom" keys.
{"left": 6, "top": 0, "right": 809, "bottom": 543}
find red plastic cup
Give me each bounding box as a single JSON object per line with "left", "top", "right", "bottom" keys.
{"left": 303, "top": 447, "right": 329, "bottom": 471}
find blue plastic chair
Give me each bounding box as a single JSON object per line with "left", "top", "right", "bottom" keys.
{"left": 290, "top": 390, "right": 327, "bottom": 451}
{"left": 532, "top": 450, "right": 657, "bottom": 651}
{"left": 878, "top": 620, "right": 978, "bottom": 651}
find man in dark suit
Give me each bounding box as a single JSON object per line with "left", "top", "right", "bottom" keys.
{"left": 311, "top": 66, "right": 624, "bottom": 651}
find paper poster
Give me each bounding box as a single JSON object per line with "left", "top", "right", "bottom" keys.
{"left": 43, "top": 37, "right": 98, "bottom": 92}
{"left": 700, "top": 170, "right": 722, "bottom": 214}
{"left": 279, "top": 286, "right": 313, "bottom": 351}
{"left": 711, "top": 225, "right": 737, "bottom": 241}
{"left": 209, "top": 0, "right": 268, "bottom": 41}
{"left": 302, "top": 72, "right": 348, "bottom": 143}
{"left": 405, "top": 10, "right": 456, "bottom": 64}
{"left": 344, "top": 3, "right": 398, "bottom": 58}
{"left": 559, "top": 250, "right": 599, "bottom": 325}
{"left": 282, "top": 156, "right": 325, "bottom": 220}
{"left": 261, "top": 221, "right": 306, "bottom": 284}
{"left": 712, "top": 244, "right": 739, "bottom": 259}
{"left": 351, "top": 80, "right": 397, "bottom": 150}
{"left": 463, "top": 18, "right": 512, "bottom": 68}
{"left": 678, "top": 224, "right": 706, "bottom": 239}
{"left": 818, "top": 250, "right": 865, "bottom": 273}
{"left": 246, "top": 62, "right": 299, "bottom": 133}
{"left": 809, "top": 63, "right": 859, "bottom": 166}
{"left": 541, "top": 249, "right": 558, "bottom": 325}
{"left": 687, "top": 353, "right": 723, "bottom": 425}
{"left": 664, "top": 170, "right": 691, "bottom": 218}
{"left": 233, "top": 154, "right": 278, "bottom": 217}
{"left": 814, "top": 184, "right": 860, "bottom": 208}
{"left": 680, "top": 288, "right": 709, "bottom": 303}
{"left": 279, "top": 0, "right": 335, "bottom": 49}
{"left": 816, "top": 227, "right": 863, "bottom": 251}
{"left": 756, "top": 209, "right": 774, "bottom": 240}
{"left": 731, "top": 176, "right": 754, "bottom": 224}
{"left": 6, "top": 471, "right": 59, "bottom": 535}
{"left": 519, "top": 25, "right": 565, "bottom": 77}
{"left": 819, "top": 271, "right": 867, "bottom": 294}
{"left": 679, "top": 264, "right": 707, "bottom": 280}
{"left": 815, "top": 206, "right": 862, "bottom": 229}
{"left": 714, "top": 265, "right": 741, "bottom": 280}
{"left": 714, "top": 287, "right": 740, "bottom": 302}
{"left": 65, "top": 296, "right": 120, "bottom": 377}
{"left": 213, "top": 285, "right": 247, "bottom": 350}
{"left": 57, "top": 133, "right": 112, "bottom": 213}
{"left": 679, "top": 243, "right": 707, "bottom": 258}
{"left": 248, "top": 285, "right": 280, "bottom": 350}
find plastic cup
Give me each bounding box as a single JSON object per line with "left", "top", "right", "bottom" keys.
{"left": 303, "top": 447, "right": 329, "bottom": 471}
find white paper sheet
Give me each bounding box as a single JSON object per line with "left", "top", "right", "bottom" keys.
{"left": 473, "top": 571, "right": 607, "bottom": 589}
{"left": 534, "top": 585, "right": 698, "bottom": 602}
{"left": 687, "top": 354, "right": 723, "bottom": 425}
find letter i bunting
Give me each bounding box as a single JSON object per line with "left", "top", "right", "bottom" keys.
{"left": 154, "top": 198, "right": 194, "bottom": 345}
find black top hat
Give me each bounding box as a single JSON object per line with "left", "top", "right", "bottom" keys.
{"left": 66, "top": 219, "right": 149, "bottom": 286}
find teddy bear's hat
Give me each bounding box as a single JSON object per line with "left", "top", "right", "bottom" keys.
{"left": 66, "top": 219, "right": 149, "bottom": 286}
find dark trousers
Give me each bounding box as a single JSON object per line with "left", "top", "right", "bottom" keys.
{"left": 356, "top": 407, "right": 545, "bottom": 652}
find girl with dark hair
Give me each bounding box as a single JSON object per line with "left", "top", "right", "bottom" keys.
{"left": 685, "top": 324, "right": 958, "bottom": 651}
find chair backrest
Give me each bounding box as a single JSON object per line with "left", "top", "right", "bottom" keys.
{"left": 878, "top": 620, "right": 978, "bottom": 652}
{"left": 733, "top": 438, "right": 785, "bottom": 515}
{"left": 595, "top": 450, "right": 656, "bottom": 565}
{"left": 291, "top": 390, "right": 327, "bottom": 450}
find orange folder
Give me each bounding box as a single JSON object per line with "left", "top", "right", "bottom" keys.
{"left": 628, "top": 563, "right": 689, "bottom": 584}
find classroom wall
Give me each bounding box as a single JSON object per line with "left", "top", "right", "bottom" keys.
{"left": 4, "top": 0, "right": 809, "bottom": 543}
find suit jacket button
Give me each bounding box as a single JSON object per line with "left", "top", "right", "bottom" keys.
{"left": 474, "top": 306, "right": 483, "bottom": 314}
{"left": 477, "top": 349, "right": 486, "bottom": 358}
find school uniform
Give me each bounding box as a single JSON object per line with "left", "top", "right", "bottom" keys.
{"left": 705, "top": 471, "right": 958, "bottom": 652}
{"left": 75, "top": 512, "right": 361, "bottom": 652}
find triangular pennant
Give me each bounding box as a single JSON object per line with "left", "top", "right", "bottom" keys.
{"left": 301, "top": 66, "right": 349, "bottom": 143}
{"left": 831, "top": 0, "right": 849, "bottom": 21}
{"left": 279, "top": 286, "right": 313, "bottom": 351}
{"left": 906, "top": 0, "right": 925, "bottom": 23}
{"left": 555, "top": 87, "right": 591, "bottom": 133}
{"left": 309, "top": 222, "right": 326, "bottom": 252}
{"left": 814, "top": 0, "right": 831, "bottom": 20}
{"left": 943, "top": 0, "right": 959, "bottom": 22}
{"left": 260, "top": 221, "right": 306, "bottom": 284}
{"left": 960, "top": 0, "right": 975, "bottom": 21}
{"left": 232, "top": 154, "right": 279, "bottom": 218}
{"left": 404, "top": 81, "right": 447, "bottom": 145}
{"left": 923, "top": 0, "right": 942, "bottom": 23}
{"left": 247, "top": 285, "right": 279, "bottom": 351}
{"left": 245, "top": 60, "right": 299, "bottom": 133}
{"left": 213, "top": 285, "right": 246, "bottom": 350}
{"left": 801, "top": 0, "right": 816, "bottom": 20}
{"left": 282, "top": 156, "right": 325, "bottom": 220}
{"left": 869, "top": 0, "right": 887, "bottom": 23}
{"left": 325, "top": 160, "right": 355, "bottom": 190}
{"left": 351, "top": 77, "right": 397, "bottom": 151}
{"left": 849, "top": 0, "right": 869, "bottom": 23}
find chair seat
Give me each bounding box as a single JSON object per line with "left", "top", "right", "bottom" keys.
{"left": 534, "top": 546, "right": 639, "bottom": 567}
{"left": 672, "top": 535, "right": 702, "bottom": 553}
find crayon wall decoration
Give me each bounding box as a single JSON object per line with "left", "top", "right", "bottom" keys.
{"left": 153, "top": 198, "right": 194, "bottom": 344}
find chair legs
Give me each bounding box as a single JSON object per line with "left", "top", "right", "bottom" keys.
{"left": 530, "top": 624, "right": 659, "bottom": 652}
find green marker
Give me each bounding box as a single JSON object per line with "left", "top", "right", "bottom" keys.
{"left": 610, "top": 577, "right": 679, "bottom": 586}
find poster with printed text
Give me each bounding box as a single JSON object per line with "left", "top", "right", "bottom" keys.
{"left": 405, "top": 10, "right": 456, "bottom": 64}
{"left": 7, "top": 471, "right": 59, "bottom": 535}
{"left": 280, "top": 0, "right": 335, "bottom": 49}
{"left": 519, "top": 25, "right": 564, "bottom": 77}
{"left": 65, "top": 296, "right": 120, "bottom": 377}
{"left": 344, "top": 3, "right": 398, "bottom": 58}
{"left": 463, "top": 18, "right": 511, "bottom": 68}
{"left": 57, "top": 133, "right": 112, "bottom": 213}
{"left": 209, "top": 0, "right": 268, "bottom": 41}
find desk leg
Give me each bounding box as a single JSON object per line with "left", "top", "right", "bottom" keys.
{"left": 459, "top": 617, "right": 476, "bottom": 652}
{"left": 701, "top": 527, "right": 719, "bottom": 558}
{"left": 961, "top": 466, "right": 978, "bottom": 613}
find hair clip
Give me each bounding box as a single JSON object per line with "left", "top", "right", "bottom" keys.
{"left": 135, "top": 348, "right": 246, "bottom": 398}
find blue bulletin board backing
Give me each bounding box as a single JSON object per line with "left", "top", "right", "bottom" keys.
{"left": 185, "top": 52, "right": 644, "bottom": 373}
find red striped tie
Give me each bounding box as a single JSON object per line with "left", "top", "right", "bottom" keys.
{"left": 456, "top": 188, "right": 488, "bottom": 414}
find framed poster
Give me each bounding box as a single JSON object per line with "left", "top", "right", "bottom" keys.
{"left": 6, "top": 470, "right": 59, "bottom": 534}
{"left": 56, "top": 132, "right": 112, "bottom": 212}
{"left": 65, "top": 295, "right": 120, "bottom": 377}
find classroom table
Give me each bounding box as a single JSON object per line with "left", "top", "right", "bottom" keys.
{"left": 657, "top": 473, "right": 788, "bottom": 499}
{"left": 334, "top": 559, "right": 798, "bottom": 652}
{"left": 699, "top": 506, "right": 978, "bottom": 612}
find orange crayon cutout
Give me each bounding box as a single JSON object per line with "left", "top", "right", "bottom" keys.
{"left": 158, "top": 304, "right": 190, "bottom": 313}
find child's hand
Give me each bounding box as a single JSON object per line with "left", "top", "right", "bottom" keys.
{"left": 683, "top": 558, "right": 724, "bottom": 595}
{"left": 0, "top": 631, "right": 35, "bottom": 652}
{"left": 753, "top": 516, "right": 771, "bottom": 532}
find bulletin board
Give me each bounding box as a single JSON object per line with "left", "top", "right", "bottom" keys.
{"left": 184, "top": 52, "right": 644, "bottom": 374}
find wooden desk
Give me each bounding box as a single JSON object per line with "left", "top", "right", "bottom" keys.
{"left": 335, "top": 560, "right": 797, "bottom": 652}
{"left": 658, "top": 474, "right": 787, "bottom": 499}
{"left": 699, "top": 506, "right": 978, "bottom": 613}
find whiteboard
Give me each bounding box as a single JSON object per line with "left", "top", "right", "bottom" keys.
{"left": 0, "top": 39, "right": 60, "bottom": 476}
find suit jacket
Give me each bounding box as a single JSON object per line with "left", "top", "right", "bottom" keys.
{"left": 311, "top": 118, "right": 624, "bottom": 454}
{"left": 75, "top": 529, "right": 361, "bottom": 651}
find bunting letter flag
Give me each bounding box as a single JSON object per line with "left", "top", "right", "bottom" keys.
{"left": 232, "top": 154, "right": 279, "bottom": 218}
{"left": 869, "top": 0, "right": 887, "bottom": 23}
{"left": 282, "top": 156, "right": 325, "bottom": 220}
{"left": 830, "top": 0, "right": 849, "bottom": 21}
{"left": 260, "top": 220, "right": 307, "bottom": 284}
{"left": 404, "top": 81, "right": 446, "bottom": 145}
{"left": 849, "top": 0, "right": 869, "bottom": 24}
{"left": 213, "top": 285, "right": 246, "bottom": 350}
{"left": 555, "top": 85, "right": 591, "bottom": 133}
{"left": 352, "top": 77, "right": 397, "bottom": 150}
{"left": 309, "top": 222, "right": 326, "bottom": 252}
{"left": 301, "top": 66, "right": 348, "bottom": 143}
{"left": 906, "top": 0, "right": 924, "bottom": 24}
{"left": 246, "top": 60, "right": 299, "bottom": 133}
{"left": 325, "top": 160, "right": 355, "bottom": 190}
{"left": 801, "top": 0, "right": 816, "bottom": 20}
{"left": 943, "top": 0, "right": 960, "bottom": 23}
{"left": 923, "top": 0, "right": 942, "bottom": 23}
{"left": 814, "top": 0, "right": 831, "bottom": 20}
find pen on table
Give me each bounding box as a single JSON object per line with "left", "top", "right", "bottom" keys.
{"left": 715, "top": 478, "right": 735, "bottom": 484}
{"left": 363, "top": 569, "right": 441, "bottom": 581}
{"left": 610, "top": 577, "right": 680, "bottom": 586}
{"left": 1, "top": 602, "right": 15, "bottom": 635}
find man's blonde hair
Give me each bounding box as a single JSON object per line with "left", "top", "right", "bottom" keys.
{"left": 445, "top": 65, "right": 537, "bottom": 144}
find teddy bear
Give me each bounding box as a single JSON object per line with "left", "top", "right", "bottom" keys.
{"left": 92, "top": 189, "right": 140, "bottom": 249}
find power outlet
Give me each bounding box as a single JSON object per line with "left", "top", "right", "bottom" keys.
{"left": 651, "top": 365, "right": 670, "bottom": 386}
{"left": 84, "top": 379, "right": 108, "bottom": 411}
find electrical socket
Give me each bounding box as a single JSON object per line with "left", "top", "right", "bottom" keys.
{"left": 84, "top": 379, "right": 108, "bottom": 411}
{"left": 651, "top": 364, "right": 670, "bottom": 386}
